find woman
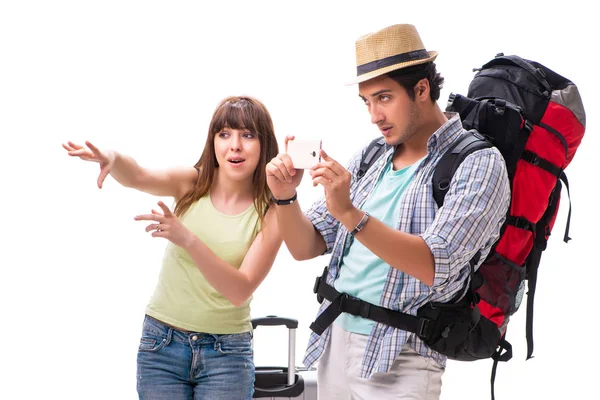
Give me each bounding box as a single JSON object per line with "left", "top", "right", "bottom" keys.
{"left": 63, "top": 96, "right": 281, "bottom": 399}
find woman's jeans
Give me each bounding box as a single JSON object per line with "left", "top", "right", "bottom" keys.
{"left": 136, "top": 315, "right": 254, "bottom": 400}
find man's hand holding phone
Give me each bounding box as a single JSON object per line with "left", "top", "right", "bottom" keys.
{"left": 309, "top": 149, "right": 354, "bottom": 221}
{"left": 286, "top": 139, "right": 322, "bottom": 169}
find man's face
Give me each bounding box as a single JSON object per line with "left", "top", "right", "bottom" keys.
{"left": 358, "top": 75, "right": 421, "bottom": 146}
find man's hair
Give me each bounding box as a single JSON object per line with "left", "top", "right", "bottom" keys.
{"left": 387, "top": 62, "right": 444, "bottom": 102}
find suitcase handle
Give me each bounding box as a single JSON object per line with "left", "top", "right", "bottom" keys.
{"left": 252, "top": 315, "right": 298, "bottom": 329}
{"left": 251, "top": 316, "right": 297, "bottom": 386}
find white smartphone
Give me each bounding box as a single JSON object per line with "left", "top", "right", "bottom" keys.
{"left": 287, "top": 139, "right": 322, "bottom": 169}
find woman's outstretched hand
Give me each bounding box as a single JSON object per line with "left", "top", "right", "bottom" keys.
{"left": 63, "top": 140, "right": 115, "bottom": 188}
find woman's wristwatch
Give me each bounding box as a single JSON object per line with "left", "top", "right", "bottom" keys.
{"left": 271, "top": 192, "right": 297, "bottom": 205}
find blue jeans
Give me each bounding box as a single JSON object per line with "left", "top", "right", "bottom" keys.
{"left": 136, "top": 315, "right": 255, "bottom": 400}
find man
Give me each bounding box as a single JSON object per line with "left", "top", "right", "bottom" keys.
{"left": 266, "top": 24, "right": 510, "bottom": 400}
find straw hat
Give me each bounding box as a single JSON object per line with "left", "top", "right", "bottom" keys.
{"left": 347, "top": 24, "right": 438, "bottom": 85}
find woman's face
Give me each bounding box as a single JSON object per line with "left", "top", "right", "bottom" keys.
{"left": 213, "top": 126, "right": 261, "bottom": 182}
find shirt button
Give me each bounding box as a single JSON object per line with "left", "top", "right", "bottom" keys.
{"left": 191, "top": 335, "right": 198, "bottom": 341}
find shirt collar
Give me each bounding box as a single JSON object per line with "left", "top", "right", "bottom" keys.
{"left": 426, "top": 112, "right": 464, "bottom": 154}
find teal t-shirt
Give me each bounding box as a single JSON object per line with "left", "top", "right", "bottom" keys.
{"left": 334, "top": 158, "right": 422, "bottom": 334}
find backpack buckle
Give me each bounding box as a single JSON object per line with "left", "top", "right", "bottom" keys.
{"left": 313, "top": 275, "right": 324, "bottom": 304}
{"left": 523, "top": 152, "right": 541, "bottom": 166}
{"left": 313, "top": 275, "right": 321, "bottom": 294}
{"left": 418, "top": 318, "right": 432, "bottom": 340}
{"left": 447, "top": 92, "right": 457, "bottom": 109}
{"left": 314, "top": 267, "right": 329, "bottom": 297}
{"left": 359, "top": 302, "right": 371, "bottom": 319}
{"left": 338, "top": 293, "right": 351, "bottom": 311}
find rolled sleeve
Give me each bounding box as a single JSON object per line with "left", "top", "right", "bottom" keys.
{"left": 306, "top": 199, "right": 339, "bottom": 255}
{"left": 421, "top": 233, "right": 453, "bottom": 290}
{"left": 421, "top": 148, "right": 511, "bottom": 292}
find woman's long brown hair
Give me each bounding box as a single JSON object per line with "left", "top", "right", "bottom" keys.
{"left": 174, "top": 96, "right": 279, "bottom": 225}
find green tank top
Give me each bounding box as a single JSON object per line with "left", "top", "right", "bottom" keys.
{"left": 145, "top": 194, "right": 261, "bottom": 334}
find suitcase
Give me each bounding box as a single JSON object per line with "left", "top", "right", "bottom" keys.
{"left": 252, "top": 316, "right": 318, "bottom": 399}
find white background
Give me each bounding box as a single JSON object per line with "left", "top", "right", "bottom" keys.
{"left": 1, "top": 1, "right": 598, "bottom": 399}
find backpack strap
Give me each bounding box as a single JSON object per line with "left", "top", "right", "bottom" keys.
{"left": 358, "top": 137, "right": 386, "bottom": 180}
{"left": 491, "top": 335, "right": 513, "bottom": 400}
{"left": 524, "top": 177, "right": 564, "bottom": 360}
{"left": 432, "top": 130, "right": 494, "bottom": 208}
{"left": 559, "top": 172, "right": 572, "bottom": 243}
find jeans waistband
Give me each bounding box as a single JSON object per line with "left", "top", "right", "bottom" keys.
{"left": 143, "top": 314, "right": 252, "bottom": 345}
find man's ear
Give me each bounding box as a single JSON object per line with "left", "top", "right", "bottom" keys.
{"left": 414, "top": 78, "right": 430, "bottom": 101}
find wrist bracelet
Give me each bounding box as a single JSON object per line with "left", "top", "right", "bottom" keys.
{"left": 351, "top": 211, "right": 370, "bottom": 235}
{"left": 271, "top": 192, "right": 297, "bottom": 205}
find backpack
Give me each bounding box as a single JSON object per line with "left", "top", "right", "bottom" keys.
{"left": 353, "top": 53, "right": 586, "bottom": 398}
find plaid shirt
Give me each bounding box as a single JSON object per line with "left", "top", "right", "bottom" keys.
{"left": 303, "top": 114, "right": 511, "bottom": 377}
